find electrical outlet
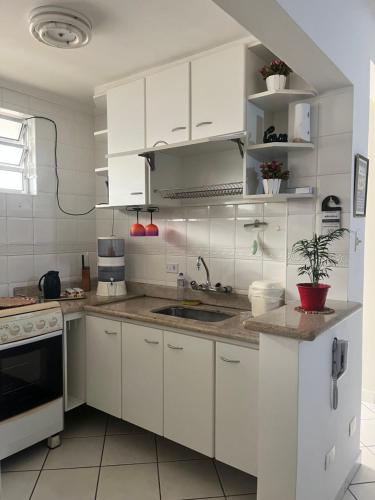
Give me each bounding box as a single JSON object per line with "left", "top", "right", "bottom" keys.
{"left": 325, "top": 445, "right": 335, "bottom": 471}
{"left": 166, "top": 263, "right": 179, "bottom": 273}
{"left": 349, "top": 416, "right": 357, "bottom": 437}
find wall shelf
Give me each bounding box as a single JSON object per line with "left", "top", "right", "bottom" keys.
{"left": 95, "top": 167, "right": 108, "bottom": 176}
{"left": 248, "top": 89, "right": 316, "bottom": 112}
{"left": 243, "top": 192, "right": 315, "bottom": 202}
{"left": 247, "top": 142, "right": 314, "bottom": 160}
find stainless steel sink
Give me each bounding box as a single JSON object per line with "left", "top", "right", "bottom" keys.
{"left": 152, "top": 306, "right": 234, "bottom": 322}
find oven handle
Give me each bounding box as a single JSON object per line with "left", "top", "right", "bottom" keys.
{"left": 0, "top": 330, "right": 62, "bottom": 351}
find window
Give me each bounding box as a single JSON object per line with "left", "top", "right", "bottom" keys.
{"left": 0, "top": 113, "right": 33, "bottom": 193}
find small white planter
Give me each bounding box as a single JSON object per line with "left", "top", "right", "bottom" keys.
{"left": 266, "top": 74, "right": 286, "bottom": 91}
{"left": 263, "top": 178, "right": 281, "bottom": 195}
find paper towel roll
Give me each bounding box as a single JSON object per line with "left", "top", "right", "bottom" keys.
{"left": 293, "top": 103, "right": 311, "bottom": 143}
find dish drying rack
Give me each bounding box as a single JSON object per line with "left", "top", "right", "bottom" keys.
{"left": 157, "top": 181, "right": 243, "bottom": 200}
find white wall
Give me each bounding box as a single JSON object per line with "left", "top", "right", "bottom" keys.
{"left": 0, "top": 85, "right": 96, "bottom": 295}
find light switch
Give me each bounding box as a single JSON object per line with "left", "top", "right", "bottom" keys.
{"left": 166, "top": 263, "right": 179, "bottom": 273}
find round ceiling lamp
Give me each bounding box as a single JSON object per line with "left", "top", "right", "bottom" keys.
{"left": 29, "top": 5, "right": 92, "bottom": 49}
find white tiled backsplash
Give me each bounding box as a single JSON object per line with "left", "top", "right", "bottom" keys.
{"left": 0, "top": 86, "right": 96, "bottom": 296}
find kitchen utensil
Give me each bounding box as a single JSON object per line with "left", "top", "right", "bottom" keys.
{"left": 38, "top": 271, "right": 61, "bottom": 299}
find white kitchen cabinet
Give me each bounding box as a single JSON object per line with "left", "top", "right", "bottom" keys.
{"left": 164, "top": 331, "right": 214, "bottom": 456}
{"left": 122, "top": 323, "right": 163, "bottom": 434}
{"left": 215, "top": 342, "right": 259, "bottom": 476}
{"left": 86, "top": 316, "right": 122, "bottom": 417}
{"left": 108, "top": 154, "right": 148, "bottom": 206}
{"left": 191, "top": 45, "right": 245, "bottom": 140}
{"left": 146, "top": 63, "right": 190, "bottom": 147}
{"left": 107, "top": 78, "right": 145, "bottom": 154}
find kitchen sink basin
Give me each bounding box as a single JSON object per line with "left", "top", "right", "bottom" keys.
{"left": 152, "top": 306, "right": 234, "bottom": 322}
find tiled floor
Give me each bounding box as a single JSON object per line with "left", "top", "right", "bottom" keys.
{"left": 0, "top": 405, "right": 257, "bottom": 500}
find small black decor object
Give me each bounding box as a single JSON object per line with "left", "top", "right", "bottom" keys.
{"left": 263, "top": 126, "right": 288, "bottom": 144}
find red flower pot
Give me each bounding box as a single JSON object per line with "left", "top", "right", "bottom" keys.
{"left": 297, "top": 283, "right": 330, "bottom": 311}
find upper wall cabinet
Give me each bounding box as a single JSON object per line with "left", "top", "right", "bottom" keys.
{"left": 191, "top": 45, "right": 245, "bottom": 140}
{"left": 146, "top": 63, "right": 190, "bottom": 147}
{"left": 107, "top": 78, "right": 145, "bottom": 154}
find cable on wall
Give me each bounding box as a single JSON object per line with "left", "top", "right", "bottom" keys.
{"left": 25, "top": 116, "right": 96, "bottom": 216}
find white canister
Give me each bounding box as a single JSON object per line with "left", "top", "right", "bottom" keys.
{"left": 266, "top": 74, "right": 286, "bottom": 91}
{"left": 249, "top": 281, "right": 285, "bottom": 317}
{"left": 293, "top": 103, "right": 311, "bottom": 143}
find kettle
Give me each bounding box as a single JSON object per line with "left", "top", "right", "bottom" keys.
{"left": 38, "top": 271, "right": 61, "bottom": 299}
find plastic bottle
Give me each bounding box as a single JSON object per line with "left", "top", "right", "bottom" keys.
{"left": 177, "top": 272, "right": 185, "bottom": 300}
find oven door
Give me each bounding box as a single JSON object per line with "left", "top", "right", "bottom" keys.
{"left": 0, "top": 331, "right": 63, "bottom": 422}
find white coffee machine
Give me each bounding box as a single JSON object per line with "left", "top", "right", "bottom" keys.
{"left": 97, "top": 237, "right": 126, "bottom": 296}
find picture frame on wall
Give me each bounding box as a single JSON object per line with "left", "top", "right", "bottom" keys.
{"left": 353, "top": 154, "right": 369, "bottom": 217}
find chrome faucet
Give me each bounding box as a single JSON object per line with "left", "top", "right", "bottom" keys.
{"left": 192, "top": 256, "right": 232, "bottom": 294}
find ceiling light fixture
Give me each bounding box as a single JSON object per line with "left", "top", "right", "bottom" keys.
{"left": 29, "top": 5, "right": 92, "bottom": 49}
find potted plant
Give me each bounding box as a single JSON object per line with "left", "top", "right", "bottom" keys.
{"left": 292, "top": 229, "right": 348, "bottom": 311}
{"left": 260, "top": 160, "right": 289, "bottom": 194}
{"left": 259, "top": 59, "right": 293, "bottom": 91}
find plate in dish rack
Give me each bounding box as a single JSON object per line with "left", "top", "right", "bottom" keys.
{"left": 0, "top": 296, "right": 38, "bottom": 309}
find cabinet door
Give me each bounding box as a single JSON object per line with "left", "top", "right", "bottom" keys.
{"left": 191, "top": 45, "right": 245, "bottom": 140}
{"left": 164, "top": 331, "right": 214, "bottom": 456}
{"left": 122, "top": 323, "right": 163, "bottom": 434}
{"left": 86, "top": 316, "right": 121, "bottom": 417}
{"left": 107, "top": 78, "right": 145, "bottom": 154}
{"left": 108, "top": 155, "right": 148, "bottom": 206}
{"left": 146, "top": 63, "right": 190, "bottom": 147}
{"left": 215, "top": 343, "right": 258, "bottom": 476}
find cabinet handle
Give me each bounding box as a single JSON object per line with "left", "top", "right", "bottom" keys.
{"left": 105, "top": 330, "right": 118, "bottom": 335}
{"left": 167, "top": 343, "right": 184, "bottom": 350}
{"left": 196, "top": 121, "right": 213, "bottom": 127}
{"left": 220, "top": 356, "right": 240, "bottom": 364}
{"left": 171, "top": 126, "right": 186, "bottom": 132}
{"left": 130, "top": 192, "right": 143, "bottom": 195}
{"left": 152, "top": 140, "right": 168, "bottom": 147}
{"left": 144, "top": 339, "right": 159, "bottom": 345}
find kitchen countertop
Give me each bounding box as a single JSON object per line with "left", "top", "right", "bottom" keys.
{"left": 57, "top": 290, "right": 140, "bottom": 315}
{"left": 243, "top": 300, "right": 362, "bottom": 341}
{"left": 84, "top": 296, "right": 258, "bottom": 346}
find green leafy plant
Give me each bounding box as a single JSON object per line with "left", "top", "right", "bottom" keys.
{"left": 259, "top": 59, "right": 292, "bottom": 79}
{"left": 292, "top": 229, "right": 348, "bottom": 286}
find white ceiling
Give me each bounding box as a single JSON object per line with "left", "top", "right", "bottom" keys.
{"left": 0, "top": 0, "right": 249, "bottom": 105}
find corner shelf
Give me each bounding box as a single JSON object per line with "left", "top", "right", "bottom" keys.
{"left": 248, "top": 89, "right": 316, "bottom": 112}
{"left": 243, "top": 193, "right": 314, "bottom": 202}
{"left": 247, "top": 142, "right": 314, "bottom": 160}
{"left": 95, "top": 167, "right": 108, "bottom": 176}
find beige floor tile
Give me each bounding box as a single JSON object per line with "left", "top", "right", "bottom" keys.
{"left": 101, "top": 434, "right": 156, "bottom": 466}
{"left": 63, "top": 405, "right": 107, "bottom": 438}
{"left": 31, "top": 467, "right": 99, "bottom": 500}
{"left": 362, "top": 404, "right": 375, "bottom": 420}
{"left": 156, "top": 436, "right": 205, "bottom": 462}
{"left": 106, "top": 417, "right": 148, "bottom": 436}
{"left": 44, "top": 437, "right": 104, "bottom": 469}
{"left": 2, "top": 442, "right": 48, "bottom": 472}
{"left": 1, "top": 471, "right": 39, "bottom": 500}
{"left": 350, "top": 482, "right": 375, "bottom": 500}
{"left": 158, "top": 459, "right": 223, "bottom": 500}
{"left": 96, "top": 463, "right": 159, "bottom": 500}
{"left": 352, "top": 446, "right": 375, "bottom": 484}
{"left": 215, "top": 461, "right": 257, "bottom": 496}
{"left": 361, "top": 419, "right": 375, "bottom": 446}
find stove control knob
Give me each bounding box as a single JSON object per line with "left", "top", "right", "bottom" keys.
{"left": 1, "top": 334, "right": 8, "bottom": 342}
{"left": 36, "top": 320, "right": 46, "bottom": 330}
{"left": 23, "top": 322, "right": 33, "bottom": 333}
{"left": 10, "top": 325, "right": 20, "bottom": 335}
{"left": 49, "top": 316, "right": 58, "bottom": 327}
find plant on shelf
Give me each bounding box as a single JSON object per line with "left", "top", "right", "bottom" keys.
{"left": 259, "top": 59, "right": 292, "bottom": 91}
{"left": 292, "top": 228, "right": 348, "bottom": 311}
{"left": 260, "top": 160, "right": 289, "bottom": 195}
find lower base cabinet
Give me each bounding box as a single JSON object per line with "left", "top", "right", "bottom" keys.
{"left": 86, "top": 316, "right": 122, "bottom": 418}
{"left": 164, "top": 331, "right": 214, "bottom": 457}
{"left": 122, "top": 323, "right": 163, "bottom": 434}
{"left": 215, "top": 342, "right": 258, "bottom": 476}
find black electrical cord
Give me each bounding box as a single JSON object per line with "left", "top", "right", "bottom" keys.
{"left": 25, "top": 116, "right": 96, "bottom": 216}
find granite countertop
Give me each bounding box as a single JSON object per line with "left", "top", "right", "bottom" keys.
{"left": 57, "top": 290, "right": 140, "bottom": 315}
{"left": 84, "top": 296, "right": 258, "bottom": 346}
{"left": 243, "top": 300, "right": 362, "bottom": 341}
